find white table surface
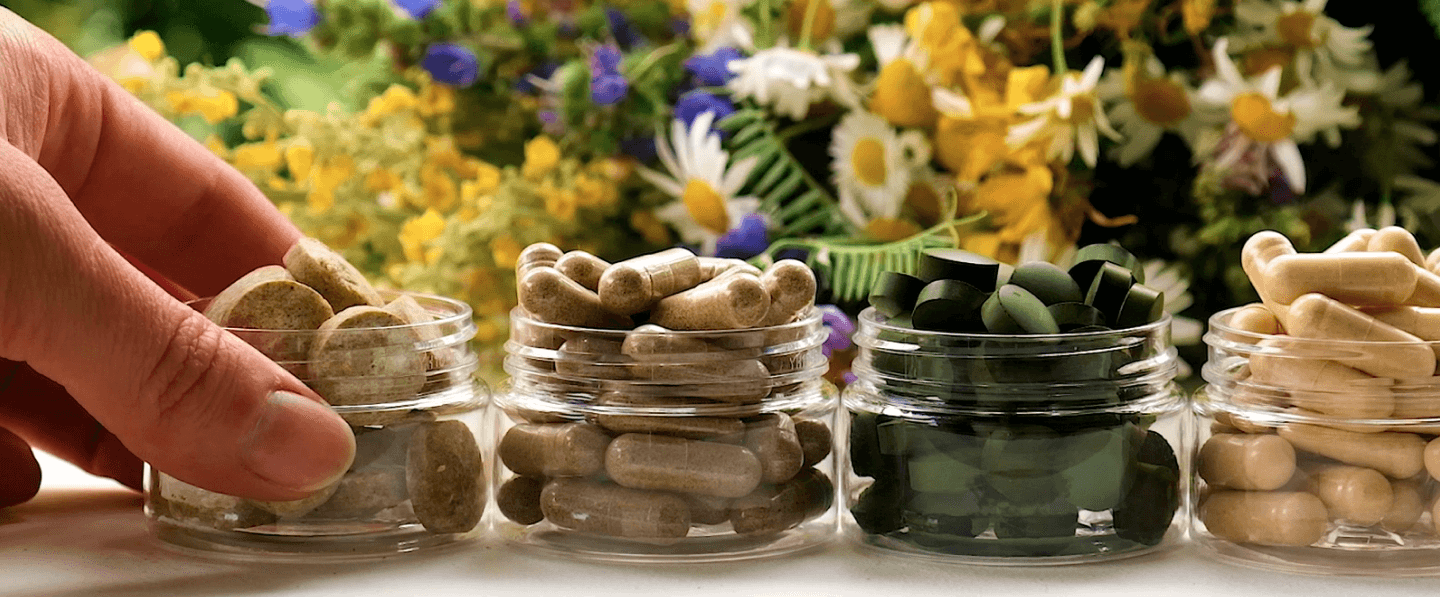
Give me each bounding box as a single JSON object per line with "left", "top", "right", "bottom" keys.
{"left": 3, "top": 452, "right": 1437, "bottom": 596}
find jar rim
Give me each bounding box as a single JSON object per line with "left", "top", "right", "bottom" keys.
{"left": 858, "top": 307, "right": 1173, "bottom": 341}
{"left": 508, "top": 305, "right": 822, "bottom": 336}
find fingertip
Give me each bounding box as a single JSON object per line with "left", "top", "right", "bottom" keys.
{"left": 0, "top": 427, "right": 41, "bottom": 508}
{"left": 238, "top": 390, "right": 356, "bottom": 499}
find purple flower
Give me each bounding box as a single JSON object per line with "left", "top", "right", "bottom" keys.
{"left": 421, "top": 43, "right": 479, "bottom": 87}
{"left": 590, "top": 45, "right": 623, "bottom": 76}
{"left": 606, "top": 8, "right": 642, "bottom": 48}
{"left": 684, "top": 47, "right": 743, "bottom": 87}
{"left": 506, "top": 0, "right": 528, "bottom": 25}
{"left": 394, "top": 0, "right": 442, "bottom": 19}
{"left": 675, "top": 90, "right": 736, "bottom": 134}
{"left": 842, "top": 371, "right": 858, "bottom": 385}
{"left": 715, "top": 214, "right": 769, "bottom": 259}
{"left": 670, "top": 17, "right": 691, "bottom": 37}
{"left": 591, "top": 73, "right": 629, "bottom": 105}
{"left": 819, "top": 305, "right": 856, "bottom": 357}
{"left": 265, "top": 0, "right": 321, "bottom": 36}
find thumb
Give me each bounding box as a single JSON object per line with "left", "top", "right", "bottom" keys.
{"left": 0, "top": 142, "right": 354, "bottom": 501}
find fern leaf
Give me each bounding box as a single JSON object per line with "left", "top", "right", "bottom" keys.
{"left": 719, "top": 107, "right": 852, "bottom": 236}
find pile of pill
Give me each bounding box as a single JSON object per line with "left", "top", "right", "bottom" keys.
{"left": 847, "top": 244, "right": 1181, "bottom": 557}
{"left": 499, "top": 244, "right": 836, "bottom": 540}
{"left": 1198, "top": 227, "right": 1440, "bottom": 547}
{"left": 152, "top": 238, "right": 484, "bottom": 536}
{"left": 867, "top": 245, "right": 1165, "bottom": 334}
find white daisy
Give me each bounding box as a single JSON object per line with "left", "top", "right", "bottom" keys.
{"left": 829, "top": 110, "right": 930, "bottom": 228}
{"left": 1232, "top": 0, "right": 1374, "bottom": 90}
{"left": 727, "top": 45, "right": 862, "bottom": 120}
{"left": 688, "top": 0, "right": 754, "bottom": 53}
{"left": 1196, "top": 38, "right": 1360, "bottom": 194}
{"left": 1143, "top": 259, "right": 1201, "bottom": 377}
{"left": 1007, "top": 56, "right": 1123, "bottom": 168}
{"left": 1096, "top": 54, "right": 1211, "bottom": 166}
{"left": 638, "top": 111, "right": 761, "bottom": 254}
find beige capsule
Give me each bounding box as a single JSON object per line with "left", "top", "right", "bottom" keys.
{"left": 518, "top": 266, "right": 632, "bottom": 329}
{"left": 647, "top": 272, "right": 771, "bottom": 331}
{"left": 540, "top": 478, "right": 691, "bottom": 539}
{"left": 697, "top": 257, "right": 763, "bottom": 280}
{"left": 499, "top": 422, "right": 612, "bottom": 478}
{"left": 1277, "top": 423, "right": 1426, "bottom": 479}
{"left": 1285, "top": 294, "right": 1435, "bottom": 381}
{"left": 284, "top": 237, "right": 385, "bottom": 311}
{"left": 590, "top": 390, "right": 746, "bottom": 441}
{"left": 1325, "top": 228, "right": 1377, "bottom": 254}
{"left": 204, "top": 266, "right": 334, "bottom": 377}
{"left": 757, "top": 260, "right": 817, "bottom": 327}
{"left": 1424, "top": 436, "right": 1440, "bottom": 481}
{"left": 1428, "top": 247, "right": 1440, "bottom": 273}
{"left": 309, "top": 307, "right": 427, "bottom": 406}
{"left": 744, "top": 413, "right": 805, "bottom": 485}
{"left": 605, "top": 433, "right": 763, "bottom": 498}
{"left": 1368, "top": 226, "right": 1426, "bottom": 266}
{"left": 1306, "top": 464, "right": 1394, "bottom": 526}
{"left": 249, "top": 480, "right": 342, "bottom": 518}
{"left": 1382, "top": 478, "right": 1426, "bottom": 533}
{"left": 1262, "top": 253, "right": 1418, "bottom": 306}
{"left": 306, "top": 469, "right": 409, "bottom": 520}
{"left": 1229, "top": 304, "right": 1282, "bottom": 335}
{"left": 1364, "top": 307, "right": 1440, "bottom": 363}
{"left": 554, "top": 250, "right": 610, "bottom": 291}
{"left": 1198, "top": 433, "right": 1297, "bottom": 491}
{"left": 1246, "top": 345, "right": 1394, "bottom": 419}
{"left": 1200, "top": 491, "right": 1329, "bottom": 547}
{"left": 1404, "top": 267, "right": 1440, "bottom": 308}
{"left": 598, "top": 248, "right": 703, "bottom": 315}
{"left": 515, "top": 242, "right": 563, "bottom": 278}
{"left": 1241, "top": 231, "right": 1297, "bottom": 317}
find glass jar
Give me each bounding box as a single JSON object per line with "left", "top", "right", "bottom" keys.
{"left": 843, "top": 308, "right": 1187, "bottom": 563}
{"left": 1194, "top": 307, "right": 1440, "bottom": 575}
{"left": 146, "top": 292, "right": 488, "bottom": 560}
{"left": 493, "top": 308, "right": 838, "bottom": 563}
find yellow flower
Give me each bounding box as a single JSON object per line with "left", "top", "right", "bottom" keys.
{"left": 1183, "top": 0, "right": 1216, "bottom": 36}
{"left": 574, "top": 174, "right": 618, "bottom": 209}
{"left": 231, "top": 141, "right": 284, "bottom": 171}
{"left": 128, "top": 31, "right": 166, "bottom": 62}
{"left": 308, "top": 155, "right": 355, "bottom": 215}
{"left": 865, "top": 217, "right": 923, "bottom": 241}
{"left": 419, "top": 83, "right": 457, "bottom": 117}
{"left": 167, "top": 89, "right": 239, "bottom": 124}
{"left": 934, "top": 116, "right": 1009, "bottom": 182}
{"left": 469, "top": 161, "right": 503, "bottom": 195}
{"left": 1094, "top": 0, "right": 1151, "bottom": 40}
{"left": 285, "top": 142, "right": 314, "bottom": 183}
{"left": 523, "top": 136, "right": 561, "bottom": 180}
{"left": 420, "top": 164, "right": 459, "bottom": 212}
{"left": 540, "top": 181, "right": 579, "bottom": 221}
{"left": 366, "top": 167, "right": 403, "bottom": 192}
{"left": 630, "top": 211, "right": 673, "bottom": 246}
{"left": 307, "top": 187, "right": 335, "bottom": 215}
{"left": 966, "top": 165, "right": 1053, "bottom": 243}
{"left": 491, "top": 235, "right": 523, "bottom": 268}
{"left": 363, "top": 85, "right": 419, "bottom": 124}
{"left": 203, "top": 135, "right": 230, "bottom": 159}
{"left": 400, "top": 209, "right": 447, "bottom": 264}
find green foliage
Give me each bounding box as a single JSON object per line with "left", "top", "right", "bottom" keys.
{"left": 720, "top": 107, "right": 855, "bottom": 237}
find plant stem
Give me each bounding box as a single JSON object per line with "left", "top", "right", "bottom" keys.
{"left": 1050, "top": 0, "right": 1067, "bottom": 73}
{"left": 775, "top": 112, "right": 840, "bottom": 140}
{"left": 799, "top": 0, "right": 822, "bottom": 50}
{"left": 758, "top": 0, "right": 775, "bottom": 49}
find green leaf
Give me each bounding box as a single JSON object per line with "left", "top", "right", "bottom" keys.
{"left": 719, "top": 107, "right": 853, "bottom": 237}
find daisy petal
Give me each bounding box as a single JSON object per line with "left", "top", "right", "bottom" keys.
{"left": 1272, "top": 140, "right": 1307, "bottom": 193}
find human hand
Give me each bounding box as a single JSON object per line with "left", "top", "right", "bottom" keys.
{"left": 0, "top": 9, "right": 355, "bottom": 508}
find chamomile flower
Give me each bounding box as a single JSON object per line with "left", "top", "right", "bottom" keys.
{"left": 866, "top": 24, "right": 937, "bottom": 128}
{"left": 1096, "top": 51, "right": 1209, "bottom": 166}
{"left": 1008, "top": 56, "right": 1122, "bottom": 168}
{"left": 688, "top": 0, "right": 753, "bottom": 53}
{"left": 1197, "top": 38, "right": 1360, "bottom": 193}
{"left": 637, "top": 111, "right": 761, "bottom": 254}
{"left": 1233, "top": 0, "right": 1373, "bottom": 89}
{"left": 829, "top": 111, "right": 930, "bottom": 228}
{"left": 727, "top": 45, "right": 862, "bottom": 120}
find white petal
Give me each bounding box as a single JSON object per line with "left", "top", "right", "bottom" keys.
{"left": 655, "top": 131, "right": 682, "bottom": 179}
{"left": 1057, "top": 97, "right": 1073, "bottom": 120}
{"left": 1006, "top": 117, "right": 1049, "bottom": 148}
{"left": 1078, "top": 123, "right": 1099, "bottom": 167}
{"left": 1257, "top": 67, "right": 1283, "bottom": 99}
{"left": 932, "top": 88, "right": 974, "bottom": 117}
{"left": 1212, "top": 39, "right": 1243, "bottom": 86}
{"left": 867, "top": 25, "right": 907, "bottom": 65}
{"left": 637, "top": 166, "right": 685, "bottom": 197}
{"left": 1272, "top": 140, "right": 1307, "bottom": 193}
{"left": 1080, "top": 56, "right": 1105, "bottom": 90}
{"left": 1093, "top": 108, "right": 1124, "bottom": 141}
{"left": 721, "top": 156, "right": 758, "bottom": 194}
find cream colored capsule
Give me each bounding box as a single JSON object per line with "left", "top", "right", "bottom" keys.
{"left": 1277, "top": 423, "right": 1426, "bottom": 479}
{"left": 1285, "top": 293, "right": 1435, "bottom": 380}
{"left": 1369, "top": 226, "right": 1426, "bottom": 266}
{"left": 1325, "top": 228, "right": 1376, "bottom": 253}
{"left": 1427, "top": 247, "right": 1440, "bottom": 273}
{"left": 554, "top": 251, "right": 611, "bottom": 291}
{"left": 518, "top": 266, "right": 632, "bottom": 329}
{"left": 1242, "top": 231, "right": 1297, "bottom": 302}
{"left": 1382, "top": 479, "right": 1425, "bottom": 532}
{"left": 1404, "top": 267, "right": 1440, "bottom": 308}
{"left": 647, "top": 273, "right": 771, "bottom": 330}
{"left": 590, "top": 391, "right": 745, "bottom": 441}
{"left": 1424, "top": 436, "right": 1440, "bottom": 482}
{"left": 1306, "top": 464, "right": 1393, "bottom": 526}
{"left": 1365, "top": 306, "right": 1440, "bottom": 362}
{"left": 1247, "top": 345, "right": 1394, "bottom": 419}
{"left": 1200, "top": 491, "right": 1329, "bottom": 546}
{"left": 1199, "top": 433, "right": 1297, "bottom": 491}
{"left": 1262, "top": 253, "right": 1418, "bottom": 306}
{"left": 598, "top": 248, "right": 703, "bottom": 315}
{"left": 1230, "top": 304, "right": 1282, "bottom": 335}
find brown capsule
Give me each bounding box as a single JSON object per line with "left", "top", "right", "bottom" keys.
{"left": 497, "top": 476, "right": 546, "bottom": 525}
{"left": 744, "top": 413, "right": 804, "bottom": 484}
{"left": 1307, "top": 464, "right": 1393, "bottom": 526}
{"left": 1200, "top": 491, "right": 1329, "bottom": 547}
{"left": 554, "top": 250, "right": 611, "bottom": 291}
{"left": 794, "top": 418, "right": 833, "bottom": 468}
{"left": 598, "top": 248, "right": 703, "bottom": 315}
{"left": 1284, "top": 294, "right": 1435, "bottom": 381}
{"left": 407, "top": 420, "right": 485, "bottom": 534}
{"left": 730, "top": 468, "right": 833, "bottom": 535}
{"left": 499, "top": 422, "right": 612, "bottom": 478}
{"left": 685, "top": 493, "right": 733, "bottom": 525}
{"left": 540, "top": 478, "right": 691, "bottom": 539}
{"left": 590, "top": 391, "right": 746, "bottom": 441}
{"left": 284, "top": 237, "right": 385, "bottom": 311}
{"left": 555, "top": 335, "right": 629, "bottom": 381}
{"left": 1381, "top": 479, "right": 1425, "bottom": 533}
{"left": 647, "top": 273, "right": 770, "bottom": 331}
{"left": 605, "top": 433, "right": 763, "bottom": 498}
{"left": 1324, "top": 228, "right": 1376, "bottom": 253}
{"left": 1369, "top": 226, "right": 1426, "bottom": 266}
{"left": 518, "top": 266, "right": 632, "bottom": 329}
{"left": 1198, "top": 433, "right": 1297, "bottom": 491}
{"left": 1424, "top": 436, "right": 1440, "bottom": 482}
{"left": 309, "top": 306, "right": 427, "bottom": 406}
{"left": 1277, "top": 423, "right": 1426, "bottom": 479}
{"left": 516, "top": 242, "right": 563, "bottom": 278}
{"left": 757, "top": 260, "right": 816, "bottom": 327}
{"left": 306, "top": 469, "right": 409, "bottom": 520}
{"left": 698, "top": 257, "right": 762, "bottom": 280}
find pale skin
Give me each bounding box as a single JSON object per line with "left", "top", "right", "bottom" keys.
{"left": 0, "top": 8, "right": 355, "bottom": 508}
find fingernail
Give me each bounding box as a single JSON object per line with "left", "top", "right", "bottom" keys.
{"left": 240, "top": 391, "right": 355, "bottom": 493}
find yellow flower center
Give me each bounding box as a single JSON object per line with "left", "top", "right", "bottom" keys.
{"left": 1132, "top": 78, "right": 1191, "bottom": 126}
{"left": 1242, "top": 46, "right": 1296, "bottom": 76}
{"left": 1231, "top": 92, "right": 1296, "bottom": 143}
{"left": 865, "top": 217, "right": 922, "bottom": 242}
{"left": 850, "top": 138, "right": 889, "bottom": 187}
{"left": 695, "top": 1, "right": 730, "bottom": 37}
{"left": 1061, "top": 94, "right": 1097, "bottom": 124}
{"left": 1277, "top": 11, "right": 1319, "bottom": 49}
{"left": 870, "top": 60, "right": 939, "bottom": 129}
{"left": 682, "top": 178, "right": 731, "bottom": 234}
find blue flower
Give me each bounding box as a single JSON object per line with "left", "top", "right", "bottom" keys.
{"left": 684, "top": 47, "right": 743, "bottom": 87}
{"left": 265, "top": 0, "right": 320, "bottom": 36}
{"left": 675, "top": 90, "right": 736, "bottom": 134}
{"left": 394, "top": 0, "right": 441, "bottom": 19}
{"left": 605, "top": 8, "right": 642, "bottom": 49}
{"left": 591, "top": 73, "right": 629, "bottom": 105}
{"left": 715, "top": 214, "right": 769, "bottom": 259}
{"left": 590, "top": 45, "right": 622, "bottom": 76}
{"left": 819, "top": 305, "right": 856, "bottom": 357}
{"left": 670, "top": 17, "right": 691, "bottom": 37}
{"left": 421, "top": 43, "right": 479, "bottom": 87}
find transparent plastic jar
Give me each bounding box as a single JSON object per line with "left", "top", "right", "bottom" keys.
{"left": 843, "top": 308, "right": 1187, "bottom": 563}
{"left": 493, "top": 307, "right": 839, "bottom": 563}
{"left": 146, "top": 292, "right": 489, "bottom": 560}
{"left": 1195, "top": 307, "right": 1440, "bottom": 575}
